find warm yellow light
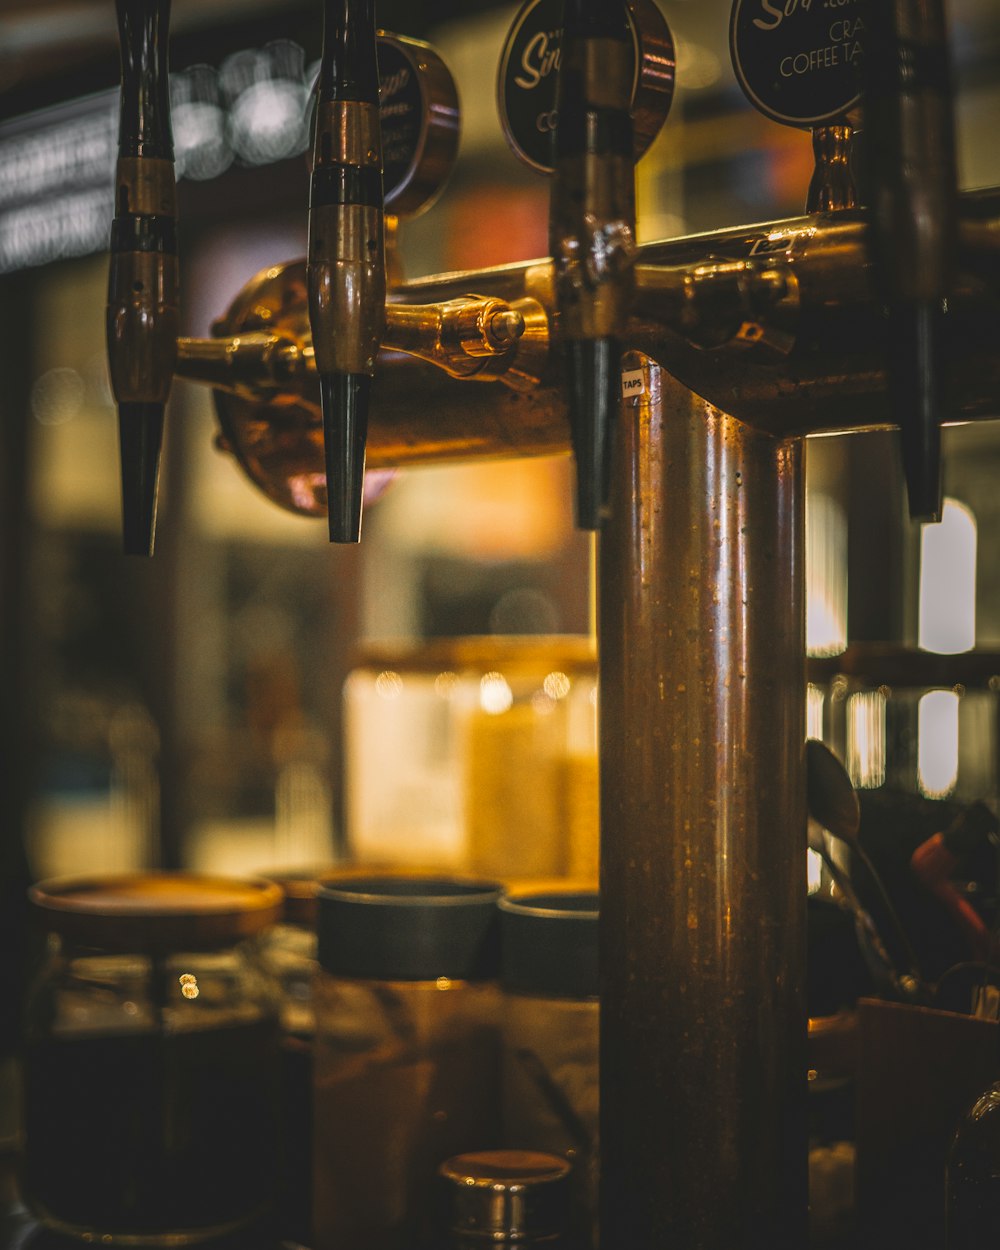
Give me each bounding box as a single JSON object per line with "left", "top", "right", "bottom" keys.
{"left": 847, "top": 690, "right": 886, "bottom": 789}
{"left": 919, "top": 499, "right": 977, "bottom": 655}
{"left": 918, "top": 690, "right": 960, "bottom": 798}
{"left": 806, "top": 492, "right": 848, "bottom": 658}
{"left": 480, "top": 672, "right": 513, "bottom": 715}
{"left": 375, "top": 670, "right": 404, "bottom": 699}
{"left": 543, "top": 671, "right": 572, "bottom": 700}
{"left": 807, "top": 684, "right": 825, "bottom": 741}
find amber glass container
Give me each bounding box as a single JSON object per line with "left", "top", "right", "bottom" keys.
{"left": 313, "top": 874, "right": 503, "bottom": 1250}
{"left": 345, "top": 637, "right": 598, "bottom": 880}
{"left": 22, "top": 874, "right": 282, "bottom": 1245}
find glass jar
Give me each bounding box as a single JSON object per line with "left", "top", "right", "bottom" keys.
{"left": 345, "top": 637, "right": 597, "bottom": 881}
{"left": 22, "top": 873, "right": 282, "bottom": 1245}
{"left": 313, "top": 875, "right": 504, "bottom": 1250}
{"left": 499, "top": 892, "right": 599, "bottom": 1247}
{"left": 258, "top": 866, "right": 327, "bottom": 1246}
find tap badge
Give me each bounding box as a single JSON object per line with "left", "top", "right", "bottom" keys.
{"left": 497, "top": 0, "right": 675, "bottom": 174}
{"left": 377, "top": 34, "right": 460, "bottom": 218}
{"left": 730, "top": 0, "right": 864, "bottom": 127}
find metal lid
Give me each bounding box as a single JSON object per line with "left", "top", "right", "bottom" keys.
{"left": 500, "top": 891, "right": 599, "bottom": 999}
{"left": 317, "top": 874, "right": 503, "bottom": 981}
{"left": 29, "top": 873, "right": 283, "bottom": 951}
{"left": 497, "top": 0, "right": 675, "bottom": 174}
{"left": 440, "top": 1149, "right": 572, "bottom": 1241}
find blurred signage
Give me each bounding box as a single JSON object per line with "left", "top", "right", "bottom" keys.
{"left": 0, "top": 41, "right": 314, "bottom": 276}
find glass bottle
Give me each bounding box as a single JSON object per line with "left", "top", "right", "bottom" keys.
{"left": 313, "top": 874, "right": 503, "bottom": 1250}
{"left": 21, "top": 873, "right": 282, "bottom": 1244}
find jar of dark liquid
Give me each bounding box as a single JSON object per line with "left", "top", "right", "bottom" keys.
{"left": 259, "top": 868, "right": 325, "bottom": 1246}
{"left": 22, "top": 874, "right": 282, "bottom": 1245}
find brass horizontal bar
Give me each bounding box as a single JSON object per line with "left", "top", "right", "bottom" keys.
{"left": 185, "top": 189, "right": 1000, "bottom": 518}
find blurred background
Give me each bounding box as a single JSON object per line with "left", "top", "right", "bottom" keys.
{"left": 0, "top": 0, "right": 999, "bottom": 1039}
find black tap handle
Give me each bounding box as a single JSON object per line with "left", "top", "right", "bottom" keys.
{"left": 308, "top": 0, "right": 385, "bottom": 543}
{"left": 107, "top": 0, "right": 178, "bottom": 556}
{"left": 863, "top": 0, "right": 958, "bottom": 523}
{"left": 550, "top": 0, "right": 636, "bottom": 530}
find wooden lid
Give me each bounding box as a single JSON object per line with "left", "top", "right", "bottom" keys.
{"left": 29, "top": 873, "right": 282, "bottom": 950}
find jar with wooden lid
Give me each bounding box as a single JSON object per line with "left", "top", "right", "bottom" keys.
{"left": 21, "top": 873, "right": 282, "bottom": 1245}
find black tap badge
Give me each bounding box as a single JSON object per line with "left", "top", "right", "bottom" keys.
{"left": 730, "top": 0, "right": 864, "bottom": 128}
{"left": 378, "top": 37, "right": 425, "bottom": 207}
{"left": 497, "top": 0, "right": 674, "bottom": 174}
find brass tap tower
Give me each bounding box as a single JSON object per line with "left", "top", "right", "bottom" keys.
{"left": 100, "top": 3, "right": 1000, "bottom": 1246}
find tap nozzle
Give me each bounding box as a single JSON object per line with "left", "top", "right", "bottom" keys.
{"left": 863, "top": 0, "right": 958, "bottom": 523}
{"left": 107, "top": 0, "right": 178, "bottom": 556}
{"left": 308, "top": 0, "right": 385, "bottom": 543}
{"left": 550, "top": 0, "right": 636, "bottom": 530}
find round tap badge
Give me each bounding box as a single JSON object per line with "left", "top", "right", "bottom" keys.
{"left": 378, "top": 33, "right": 460, "bottom": 218}
{"left": 730, "top": 0, "right": 864, "bottom": 128}
{"left": 497, "top": 0, "right": 675, "bottom": 174}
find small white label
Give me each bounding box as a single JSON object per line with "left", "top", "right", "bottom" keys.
{"left": 621, "top": 368, "right": 645, "bottom": 398}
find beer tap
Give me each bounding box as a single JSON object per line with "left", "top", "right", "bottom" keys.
{"left": 863, "top": 0, "right": 958, "bottom": 523}
{"left": 308, "top": 0, "right": 384, "bottom": 543}
{"left": 107, "top": 0, "right": 178, "bottom": 556}
{"left": 550, "top": 0, "right": 636, "bottom": 529}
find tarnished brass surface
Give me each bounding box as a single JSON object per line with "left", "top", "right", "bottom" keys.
{"left": 806, "top": 125, "right": 857, "bottom": 214}
{"left": 183, "top": 190, "right": 1000, "bottom": 519}
{"left": 550, "top": 37, "right": 636, "bottom": 341}
{"left": 599, "top": 359, "right": 807, "bottom": 1249}
{"left": 107, "top": 249, "right": 178, "bottom": 405}
{"left": 308, "top": 202, "right": 385, "bottom": 375}
{"left": 114, "top": 156, "right": 177, "bottom": 216}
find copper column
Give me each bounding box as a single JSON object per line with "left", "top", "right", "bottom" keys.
{"left": 599, "top": 359, "right": 807, "bottom": 1248}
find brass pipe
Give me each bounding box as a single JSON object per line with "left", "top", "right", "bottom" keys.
{"left": 187, "top": 192, "right": 1000, "bottom": 519}
{"left": 599, "top": 359, "right": 807, "bottom": 1248}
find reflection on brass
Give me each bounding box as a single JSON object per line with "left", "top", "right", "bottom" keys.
{"left": 599, "top": 358, "right": 806, "bottom": 1246}
{"left": 114, "top": 156, "right": 177, "bottom": 217}
{"left": 633, "top": 258, "right": 798, "bottom": 353}
{"left": 308, "top": 202, "right": 385, "bottom": 376}
{"left": 177, "top": 266, "right": 551, "bottom": 516}
{"left": 175, "top": 190, "right": 1000, "bottom": 520}
{"left": 807, "top": 125, "right": 857, "bottom": 214}
{"left": 107, "top": 248, "right": 179, "bottom": 405}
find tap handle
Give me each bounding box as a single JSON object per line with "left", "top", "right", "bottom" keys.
{"left": 308, "top": 0, "right": 385, "bottom": 543}
{"left": 107, "top": 0, "right": 178, "bottom": 556}
{"left": 550, "top": 0, "right": 636, "bottom": 530}
{"left": 863, "top": 0, "right": 958, "bottom": 523}
{"left": 729, "top": 1, "right": 862, "bottom": 213}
